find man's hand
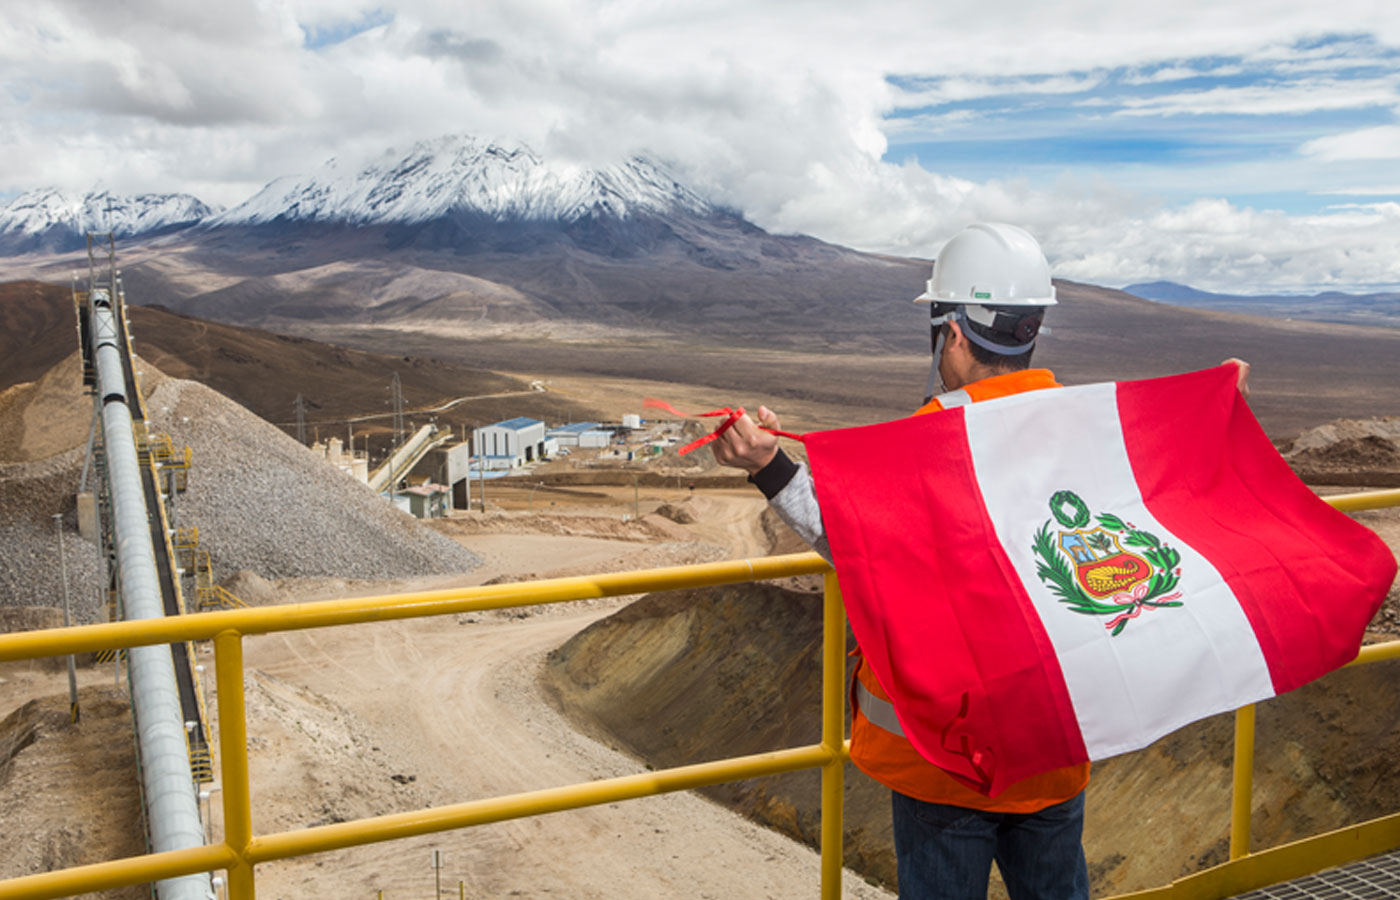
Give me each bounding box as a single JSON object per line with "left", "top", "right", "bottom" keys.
{"left": 1222, "top": 358, "right": 1251, "bottom": 401}
{"left": 711, "top": 405, "right": 782, "bottom": 475}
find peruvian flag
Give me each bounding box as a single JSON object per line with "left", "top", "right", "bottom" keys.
{"left": 805, "top": 365, "right": 1397, "bottom": 796}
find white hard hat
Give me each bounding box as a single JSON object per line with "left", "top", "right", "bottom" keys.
{"left": 914, "top": 222, "right": 1057, "bottom": 307}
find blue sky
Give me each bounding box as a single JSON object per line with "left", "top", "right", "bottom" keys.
{"left": 301, "top": 8, "right": 393, "bottom": 50}
{"left": 1, "top": 2, "right": 1399, "bottom": 293}
{"left": 883, "top": 35, "right": 1400, "bottom": 217}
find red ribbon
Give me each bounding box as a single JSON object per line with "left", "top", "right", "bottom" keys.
{"left": 1105, "top": 585, "right": 1183, "bottom": 631}
{"left": 643, "top": 398, "right": 805, "bottom": 455}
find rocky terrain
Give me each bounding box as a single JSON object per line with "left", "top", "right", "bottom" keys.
{"left": 1285, "top": 417, "right": 1400, "bottom": 486}
{"left": 144, "top": 374, "right": 481, "bottom": 580}
{"left": 0, "top": 291, "right": 1395, "bottom": 898}
{"left": 0, "top": 352, "right": 481, "bottom": 621}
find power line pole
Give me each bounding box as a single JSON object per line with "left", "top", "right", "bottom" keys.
{"left": 389, "top": 373, "right": 405, "bottom": 506}
{"left": 294, "top": 393, "right": 307, "bottom": 445}
{"left": 391, "top": 373, "right": 405, "bottom": 451}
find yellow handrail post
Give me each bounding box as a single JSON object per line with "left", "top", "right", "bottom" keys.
{"left": 215, "top": 630, "right": 255, "bottom": 900}
{"left": 1230, "top": 703, "right": 1256, "bottom": 860}
{"left": 820, "top": 571, "right": 846, "bottom": 900}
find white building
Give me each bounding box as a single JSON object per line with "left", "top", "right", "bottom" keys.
{"left": 578, "top": 429, "right": 611, "bottom": 449}
{"left": 314, "top": 436, "right": 369, "bottom": 483}
{"left": 547, "top": 422, "right": 612, "bottom": 449}
{"left": 547, "top": 422, "right": 598, "bottom": 447}
{"left": 473, "top": 417, "right": 547, "bottom": 468}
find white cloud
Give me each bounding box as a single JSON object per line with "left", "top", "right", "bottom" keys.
{"left": 2, "top": 1, "right": 1400, "bottom": 290}
{"left": 889, "top": 74, "right": 1105, "bottom": 108}
{"left": 1301, "top": 125, "right": 1400, "bottom": 160}
{"left": 1113, "top": 77, "right": 1400, "bottom": 117}
{"left": 1315, "top": 185, "right": 1400, "bottom": 194}
{"left": 1122, "top": 64, "right": 1245, "bottom": 85}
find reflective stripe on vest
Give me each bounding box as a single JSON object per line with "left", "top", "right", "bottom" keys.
{"left": 855, "top": 679, "right": 904, "bottom": 737}
{"left": 934, "top": 388, "right": 972, "bottom": 408}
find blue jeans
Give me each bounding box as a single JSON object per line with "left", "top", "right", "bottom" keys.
{"left": 891, "top": 790, "right": 1089, "bottom": 900}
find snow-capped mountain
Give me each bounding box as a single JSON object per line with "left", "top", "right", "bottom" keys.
{"left": 0, "top": 188, "right": 216, "bottom": 254}
{"left": 210, "top": 135, "right": 714, "bottom": 228}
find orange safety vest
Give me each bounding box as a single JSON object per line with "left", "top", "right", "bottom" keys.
{"left": 848, "top": 367, "right": 1091, "bottom": 812}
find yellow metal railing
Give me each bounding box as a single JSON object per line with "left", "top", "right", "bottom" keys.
{"left": 0, "top": 553, "right": 842, "bottom": 900}
{"left": 0, "top": 489, "right": 1395, "bottom": 900}
{"left": 187, "top": 548, "right": 248, "bottom": 611}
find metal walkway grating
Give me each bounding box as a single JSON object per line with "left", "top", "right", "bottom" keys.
{"left": 1234, "top": 851, "right": 1400, "bottom": 900}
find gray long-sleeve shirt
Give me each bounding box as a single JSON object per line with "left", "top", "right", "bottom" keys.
{"left": 749, "top": 451, "right": 831, "bottom": 563}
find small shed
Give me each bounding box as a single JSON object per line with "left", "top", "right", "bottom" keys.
{"left": 474, "top": 417, "right": 547, "bottom": 467}
{"left": 403, "top": 483, "right": 450, "bottom": 519}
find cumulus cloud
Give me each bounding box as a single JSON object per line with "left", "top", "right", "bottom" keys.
{"left": 1301, "top": 124, "right": 1400, "bottom": 160}
{"left": 1, "top": 0, "right": 1399, "bottom": 290}
{"left": 1113, "top": 77, "right": 1400, "bottom": 117}
{"left": 1047, "top": 198, "right": 1400, "bottom": 292}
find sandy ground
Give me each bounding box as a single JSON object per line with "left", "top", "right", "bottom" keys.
{"left": 2, "top": 432, "right": 1396, "bottom": 900}
{"left": 0, "top": 478, "right": 886, "bottom": 900}
{"left": 182, "top": 486, "right": 886, "bottom": 900}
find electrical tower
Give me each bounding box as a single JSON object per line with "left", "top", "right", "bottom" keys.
{"left": 294, "top": 393, "right": 307, "bottom": 445}
{"left": 389, "top": 372, "right": 405, "bottom": 501}
{"left": 391, "top": 372, "right": 405, "bottom": 452}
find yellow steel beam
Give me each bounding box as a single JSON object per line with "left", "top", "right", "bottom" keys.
{"left": 1347, "top": 640, "right": 1400, "bottom": 667}
{"left": 246, "top": 744, "right": 836, "bottom": 863}
{"left": 1110, "top": 810, "right": 1400, "bottom": 900}
{"left": 0, "top": 553, "right": 833, "bottom": 660}
{"left": 0, "top": 844, "right": 234, "bottom": 900}
{"left": 1230, "top": 704, "right": 1256, "bottom": 860}
{"left": 1325, "top": 488, "right": 1400, "bottom": 513}
{"left": 820, "top": 571, "right": 847, "bottom": 900}
{"left": 215, "top": 631, "right": 256, "bottom": 900}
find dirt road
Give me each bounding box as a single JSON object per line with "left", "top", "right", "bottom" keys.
{"left": 210, "top": 494, "right": 883, "bottom": 900}
{"left": 233, "top": 597, "right": 885, "bottom": 900}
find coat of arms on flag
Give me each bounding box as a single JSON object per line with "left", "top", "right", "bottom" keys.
{"left": 1033, "top": 490, "right": 1183, "bottom": 635}
{"left": 803, "top": 364, "right": 1398, "bottom": 795}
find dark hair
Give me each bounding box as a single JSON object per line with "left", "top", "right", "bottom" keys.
{"left": 941, "top": 320, "right": 1036, "bottom": 371}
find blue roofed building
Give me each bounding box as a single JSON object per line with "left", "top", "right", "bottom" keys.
{"left": 473, "top": 417, "right": 548, "bottom": 469}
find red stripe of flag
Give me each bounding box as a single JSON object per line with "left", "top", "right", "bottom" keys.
{"left": 806, "top": 407, "right": 1084, "bottom": 795}
{"left": 1119, "top": 366, "right": 1394, "bottom": 695}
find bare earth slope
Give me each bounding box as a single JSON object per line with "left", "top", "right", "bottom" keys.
{"left": 297, "top": 278, "right": 1400, "bottom": 442}
{"left": 545, "top": 553, "right": 1400, "bottom": 897}
{"left": 0, "top": 281, "right": 604, "bottom": 457}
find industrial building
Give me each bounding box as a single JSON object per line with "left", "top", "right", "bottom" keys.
{"left": 313, "top": 436, "right": 370, "bottom": 483}
{"left": 547, "top": 422, "right": 612, "bottom": 449}
{"left": 474, "top": 416, "right": 549, "bottom": 468}
{"left": 398, "top": 483, "right": 450, "bottom": 519}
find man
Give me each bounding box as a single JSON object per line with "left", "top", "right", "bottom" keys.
{"left": 711, "top": 223, "right": 1249, "bottom": 900}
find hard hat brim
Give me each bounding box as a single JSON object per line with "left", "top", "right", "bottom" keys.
{"left": 913, "top": 290, "right": 1058, "bottom": 306}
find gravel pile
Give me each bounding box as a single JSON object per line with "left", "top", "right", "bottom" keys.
{"left": 145, "top": 377, "right": 481, "bottom": 580}
{"left": 0, "top": 448, "right": 104, "bottom": 621}
{"left": 1285, "top": 416, "right": 1400, "bottom": 472}
{"left": 1, "top": 365, "right": 479, "bottom": 623}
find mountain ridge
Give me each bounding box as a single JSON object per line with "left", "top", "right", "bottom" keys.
{"left": 207, "top": 136, "right": 716, "bottom": 228}
{"left": 1125, "top": 280, "right": 1400, "bottom": 329}
{"left": 0, "top": 188, "right": 217, "bottom": 255}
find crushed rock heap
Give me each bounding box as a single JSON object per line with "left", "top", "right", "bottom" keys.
{"left": 0, "top": 447, "right": 101, "bottom": 619}
{"left": 1, "top": 355, "right": 478, "bottom": 621}
{"left": 144, "top": 375, "right": 481, "bottom": 580}
{"left": 1285, "top": 417, "right": 1400, "bottom": 474}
